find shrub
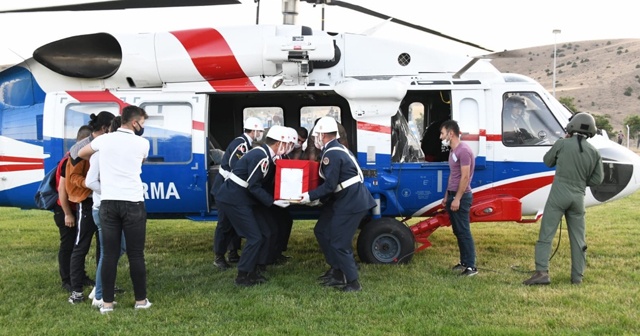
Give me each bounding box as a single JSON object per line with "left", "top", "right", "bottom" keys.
{"left": 624, "top": 87, "right": 633, "bottom": 96}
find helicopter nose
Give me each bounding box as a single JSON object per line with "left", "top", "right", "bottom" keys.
{"left": 586, "top": 136, "right": 640, "bottom": 205}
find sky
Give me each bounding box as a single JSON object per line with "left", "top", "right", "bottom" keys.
{"left": 0, "top": 0, "right": 638, "bottom": 65}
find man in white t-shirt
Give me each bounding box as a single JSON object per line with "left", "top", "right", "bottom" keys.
{"left": 79, "top": 105, "right": 151, "bottom": 314}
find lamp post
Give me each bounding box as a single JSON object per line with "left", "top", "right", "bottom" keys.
{"left": 552, "top": 29, "right": 561, "bottom": 97}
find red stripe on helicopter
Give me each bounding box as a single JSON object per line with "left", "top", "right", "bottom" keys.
{"left": 170, "top": 28, "right": 258, "bottom": 92}
{"left": 0, "top": 156, "right": 42, "bottom": 163}
{"left": 0, "top": 164, "right": 44, "bottom": 172}
{"left": 357, "top": 121, "right": 391, "bottom": 134}
{"left": 192, "top": 121, "right": 204, "bottom": 131}
{"left": 66, "top": 91, "right": 129, "bottom": 110}
{"left": 420, "top": 174, "right": 554, "bottom": 216}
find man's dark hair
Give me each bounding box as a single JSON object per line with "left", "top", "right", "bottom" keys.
{"left": 441, "top": 120, "right": 461, "bottom": 136}
{"left": 88, "top": 111, "right": 115, "bottom": 133}
{"left": 265, "top": 138, "right": 278, "bottom": 146}
{"left": 296, "top": 126, "right": 309, "bottom": 140}
{"left": 110, "top": 116, "right": 122, "bottom": 133}
{"left": 122, "top": 106, "right": 148, "bottom": 124}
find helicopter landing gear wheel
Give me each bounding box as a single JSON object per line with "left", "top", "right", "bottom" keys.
{"left": 357, "top": 217, "right": 415, "bottom": 264}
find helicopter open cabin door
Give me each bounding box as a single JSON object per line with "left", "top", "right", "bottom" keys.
{"left": 44, "top": 91, "right": 209, "bottom": 215}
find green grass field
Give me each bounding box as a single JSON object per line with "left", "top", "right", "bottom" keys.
{"left": 1, "top": 192, "right": 639, "bottom": 335}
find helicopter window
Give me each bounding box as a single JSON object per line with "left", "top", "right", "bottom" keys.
{"left": 391, "top": 111, "right": 425, "bottom": 163}
{"left": 300, "top": 106, "right": 341, "bottom": 133}
{"left": 407, "top": 102, "right": 424, "bottom": 141}
{"left": 139, "top": 103, "right": 193, "bottom": 164}
{"left": 502, "top": 92, "right": 564, "bottom": 147}
{"left": 244, "top": 107, "right": 284, "bottom": 130}
{"left": 64, "top": 103, "right": 119, "bottom": 152}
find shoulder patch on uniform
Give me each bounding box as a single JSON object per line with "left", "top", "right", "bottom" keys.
{"left": 260, "top": 159, "right": 269, "bottom": 174}
{"left": 322, "top": 157, "right": 330, "bottom": 165}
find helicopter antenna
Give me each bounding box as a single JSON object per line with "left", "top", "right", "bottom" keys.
{"left": 255, "top": 0, "right": 260, "bottom": 24}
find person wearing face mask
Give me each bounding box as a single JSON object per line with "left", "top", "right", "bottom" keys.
{"left": 65, "top": 111, "right": 115, "bottom": 304}
{"left": 298, "top": 117, "right": 376, "bottom": 292}
{"left": 215, "top": 125, "right": 291, "bottom": 287}
{"left": 439, "top": 119, "right": 478, "bottom": 277}
{"left": 289, "top": 127, "right": 308, "bottom": 160}
{"left": 264, "top": 127, "right": 298, "bottom": 265}
{"left": 79, "top": 105, "right": 151, "bottom": 314}
{"left": 210, "top": 117, "right": 265, "bottom": 270}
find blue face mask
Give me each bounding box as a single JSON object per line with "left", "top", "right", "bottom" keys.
{"left": 134, "top": 121, "right": 145, "bottom": 136}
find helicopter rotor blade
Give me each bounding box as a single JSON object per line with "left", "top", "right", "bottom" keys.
{"left": 302, "top": 0, "right": 493, "bottom": 52}
{"left": 0, "top": 0, "right": 241, "bottom": 13}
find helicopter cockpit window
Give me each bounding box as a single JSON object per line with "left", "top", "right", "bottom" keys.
{"left": 502, "top": 92, "right": 564, "bottom": 147}
{"left": 140, "top": 103, "right": 193, "bottom": 164}
{"left": 391, "top": 110, "right": 425, "bottom": 163}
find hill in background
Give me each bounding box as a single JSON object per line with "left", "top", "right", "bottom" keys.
{"left": 491, "top": 38, "right": 640, "bottom": 134}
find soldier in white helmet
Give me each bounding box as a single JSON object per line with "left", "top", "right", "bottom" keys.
{"left": 299, "top": 117, "right": 376, "bottom": 292}
{"left": 211, "top": 117, "right": 264, "bottom": 270}
{"left": 216, "top": 125, "right": 291, "bottom": 286}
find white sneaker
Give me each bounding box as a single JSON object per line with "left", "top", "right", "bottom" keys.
{"left": 99, "top": 305, "right": 113, "bottom": 315}
{"left": 88, "top": 286, "right": 96, "bottom": 300}
{"left": 134, "top": 299, "right": 152, "bottom": 309}
{"left": 92, "top": 298, "right": 103, "bottom": 308}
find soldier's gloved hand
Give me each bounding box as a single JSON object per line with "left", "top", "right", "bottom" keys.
{"left": 299, "top": 192, "right": 310, "bottom": 204}
{"left": 309, "top": 199, "right": 322, "bottom": 207}
{"left": 273, "top": 200, "right": 291, "bottom": 208}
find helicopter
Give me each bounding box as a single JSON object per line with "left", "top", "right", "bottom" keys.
{"left": 1, "top": 0, "right": 639, "bottom": 264}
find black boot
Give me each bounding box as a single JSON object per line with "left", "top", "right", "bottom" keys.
{"left": 214, "top": 254, "right": 231, "bottom": 271}
{"left": 342, "top": 279, "right": 362, "bottom": 292}
{"left": 322, "top": 269, "right": 347, "bottom": 287}
{"left": 317, "top": 267, "right": 337, "bottom": 281}
{"left": 227, "top": 250, "right": 240, "bottom": 263}
{"left": 235, "top": 271, "right": 257, "bottom": 287}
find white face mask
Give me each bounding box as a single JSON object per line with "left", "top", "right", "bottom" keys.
{"left": 314, "top": 134, "right": 324, "bottom": 150}
{"left": 276, "top": 142, "right": 287, "bottom": 156}
{"left": 254, "top": 130, "right": 264, "bottom": 142}
{"left": 293, "top": 143, "right": 301, "bottom": 149}
{"left": 441, "top": 138, "right": 450, "bottom": 147}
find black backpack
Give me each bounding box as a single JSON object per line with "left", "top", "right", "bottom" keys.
{"left": 34, "top": 166, "right": 58, "bottom": 210}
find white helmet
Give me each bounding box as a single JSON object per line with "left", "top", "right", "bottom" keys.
{"left": 266, "top": 125, "right": 288, "bottom": 142}
{"left": 244, "top": 117, "right": 264, "bottom": 131}
{"left": 286, "top": 127, "right": 298, "bottom": 144}
{"left": 312, "top": 116, "right": 340, "bottom": 138}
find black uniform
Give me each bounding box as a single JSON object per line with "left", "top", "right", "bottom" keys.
{"left": 309, "top": 139, "right": 376, "bottom": 283}
{"left": 216, "top": 144, "right": 275, "bottom": 274}
{"left": 211, "top": 134, "right": 250, "bottom": 257}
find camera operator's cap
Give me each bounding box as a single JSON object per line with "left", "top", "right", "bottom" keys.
{"left": 266, "top": 125, "right": 288, "bottom": 142}
{"left": 312, "top": 116, "right": 340, "bottom": 139}
{"left": 244, "top": 117, "right": 264, "bottom": 131}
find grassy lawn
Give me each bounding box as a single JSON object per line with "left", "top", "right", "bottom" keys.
{"left": 1, "top": 192, "right": 639, "bottom": 335}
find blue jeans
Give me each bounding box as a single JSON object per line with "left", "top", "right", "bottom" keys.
{"left": 93, "top": 207, "right": 127, "bottom": 301}
{"left": 446, "top": 192, "right": 476, "bottom": 268}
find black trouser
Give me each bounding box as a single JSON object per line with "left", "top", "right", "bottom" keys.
{"left": 100, "top": 200, "right": 148, "bottom": 303}
{"left": 213, "top": 209, "right": 241, "bottom": 256}
{"left": 272, "top": 206, "right": 293, "bottom": 256}
{"left": 218, "top": 202, "right": 267, "bottom": 273}
{"left": 53, "top": 204, "right": 77, "bottom": 285}
{"left": 69, "top": 198, "right": 98, "bottom": 292}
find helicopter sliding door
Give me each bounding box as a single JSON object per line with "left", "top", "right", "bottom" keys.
{"left": 45, "top": 91, "right": 209, "bottom": 216}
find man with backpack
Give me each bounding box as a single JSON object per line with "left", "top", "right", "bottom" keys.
{"left": 51, "top": 126, "right": 92, "bottom": 292}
